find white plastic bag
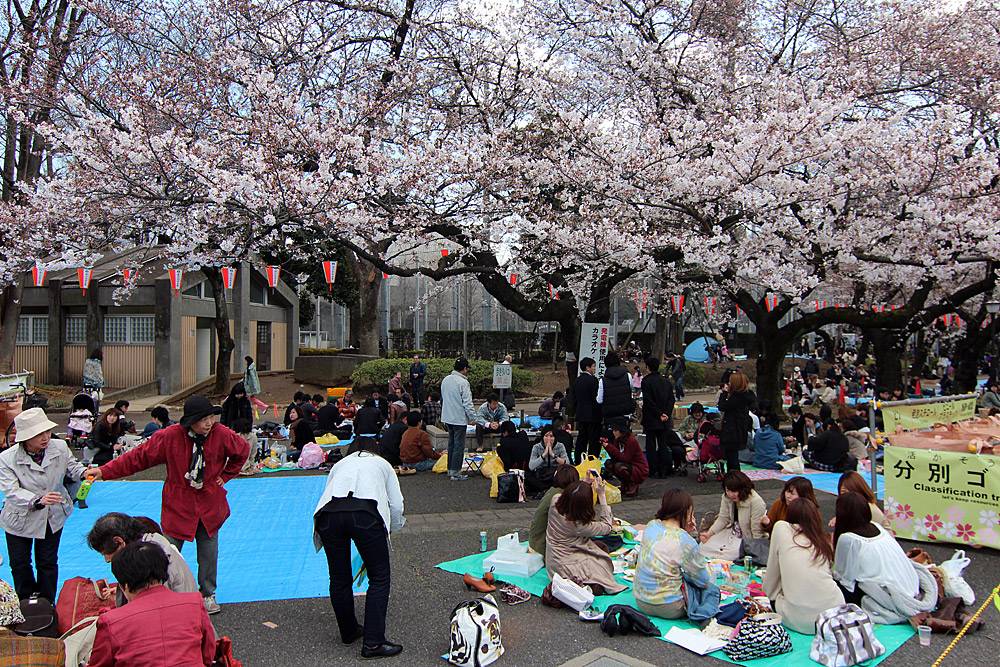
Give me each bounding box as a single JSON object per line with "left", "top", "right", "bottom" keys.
{"left": 939, "top": 550, "right": 975, "bottom": 605}
{"left": 551, "top": 573, "right": 595, "bottom": 612}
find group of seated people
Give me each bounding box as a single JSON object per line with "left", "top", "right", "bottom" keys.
{"left": 526, "top": 466, "right": 927, "bottom": 635}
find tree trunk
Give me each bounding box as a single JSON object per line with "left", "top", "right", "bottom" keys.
{"left": 651, "top": 313, "right": 668, "bottom": 360}
{"left": 909, "top": 329, "right": 931, "bottom": 380}
{"left": 203, "top": 268, "right": 235, "bottom": 395}
{"left": 868, "top": 329, "right": 904, "bottom": 391}
{"left": 86, "top": 283, "right": 103, "bottom": 359}
{"left": 0, "top": 281, "right": 23, "bottom": 374}
{"left": 348, "top": 256, "right": 382, "bottom": 357}
{"left": 754, "top": 320, "right": 791, "bottom": 416}
{"left": 953, "top": 316, "right": 993, "bottom": 393}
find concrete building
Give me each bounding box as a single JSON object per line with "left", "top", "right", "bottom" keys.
{"left": 15, "top": 249, "right": 298, "bottom": 393}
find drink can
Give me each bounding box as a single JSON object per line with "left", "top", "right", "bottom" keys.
{"left": 479, "top": 531, "right": 488, "bottom": 552}
{"left": 743, "top": 555, "right": 754, "bottom": 576}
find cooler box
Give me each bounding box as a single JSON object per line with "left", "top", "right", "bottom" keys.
{"left": 483, "top": 532, "right": 544, "bottom": 579}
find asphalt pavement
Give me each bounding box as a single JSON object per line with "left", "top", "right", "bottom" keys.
{"left": 203, "top": 470, "right": 999, "bottom": 667}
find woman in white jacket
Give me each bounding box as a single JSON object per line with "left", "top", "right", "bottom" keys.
{"left": 0, "top": 408, "right": 87, "bottom": 601}
{"left": 313, "top": 437, "right": 405, "bottom": 659}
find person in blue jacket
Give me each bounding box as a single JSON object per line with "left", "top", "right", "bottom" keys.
{"left": 753, "top": 413, "right": 789, "bottom": 470}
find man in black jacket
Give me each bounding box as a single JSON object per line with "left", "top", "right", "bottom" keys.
{"left": 573, "top": 357, "right": 602, "bottom": 463}
{"left": 640, "top": 356, "right": 677, "bottom": 477}
{"left": 317, "top": 397, "right": 344, "bottom": 434}
{"left": 353, "top": 398, "right": 385, "bottom": 437}
{"left": 598, "top": 351, "right": 635, "bottom": 436}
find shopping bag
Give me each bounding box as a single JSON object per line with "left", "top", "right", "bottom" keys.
{"left": 551, "top": 573, "right": 595, "bottom": 611}
{"left": 489, "top": 471, "right": 501, "bottom": 498}
{"left": 778, "top": 456, "right": 805, "bottom": 474}
{"left": 575, "top": 455, "right": 603, "bottom": 480}
{"left": 480, "top": 452, "right": 505, "bottom": 479}
{"left": 432, "top": 454, "right": 449, "bottom": 474}
{"left": 605, "top": 483, "right": 622, "bottom": 505}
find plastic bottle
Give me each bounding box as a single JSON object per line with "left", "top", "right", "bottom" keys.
{"left": 76, "top": 477, "right": 94, "bottom": 501}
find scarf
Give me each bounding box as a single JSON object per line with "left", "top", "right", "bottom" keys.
{"left": 185, "top": 429, "right": 208, "bottom": 489}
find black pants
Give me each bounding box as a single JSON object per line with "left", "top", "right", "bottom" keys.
{"left": 411, "top": 385, "right": 423, "bottom": 406}
{"left": 316, "top": 509, "right": 391, "bottom": 648}
{"left": 575, "top": 421, "right": 601, "bottom": 464}
{"left": 722, "top": 439, "right": 742, "bottom": 471}
{"left": 6, "top": 525, "right": 62, "bottom": 601}
{"left": 645, "top": 430, "right": 685, "bottom": 474}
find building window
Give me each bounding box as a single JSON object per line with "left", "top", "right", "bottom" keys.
{"left": 250, "top": 281, "right": 269, "bottom": 305}
{"left": 16, "top": 316, "right": 48, "bottom": 345}
{"left": 103, "top": 315, "right": 154, "bottom": 345}
{"left": 66, "top": 316, "right": 86, "bottom": 344}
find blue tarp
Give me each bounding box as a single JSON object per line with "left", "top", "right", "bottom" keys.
{"left": 684, "top": 336, "right": 719, "bottom": 363}
{"left": 0, "top": 475, "right": 366, "bottom": 604}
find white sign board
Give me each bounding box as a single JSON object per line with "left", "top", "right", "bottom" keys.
{"left": 578, "top": 322, "right": 612, "bottom": 377}
{"left": 492, "top": 363, "right": 512, "bottom": 389}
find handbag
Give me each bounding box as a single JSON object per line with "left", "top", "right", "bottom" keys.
{"left": 600, "top": 604, "right": 660, "bottom": 637}
{"left": 496, "top": 470, "right": 525, "bottom": 503}
{"left": 723, "top": 612, "right": 792, "bottom": 661}
{"left": 213, "top": 636, "right": 244, "bottom": 667}
{"left": 55, "top": 577, "right": 116, "bottom": 634}
{"left": 550, "top": 573, "right": 595, "bottom": 612}
{"left": 810, "top": 604, "right": 885, "bottom": 667}
{"left": 447, "top": 595, "right": 504, "bottom": 667}
{"left": 700, "top": 528, "right": 742, "bottom": 561}
{"left": 61, "top": 616, "right": 98, "bottom": 667}
{"left": 13, "top": 594, "right": 59, "bottom": 638}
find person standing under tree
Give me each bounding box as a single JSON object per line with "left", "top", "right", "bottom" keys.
{"left": 440, "top": 358, "right": 476, "bottom": 481}
{"left": 243, "top": 356, "right": 268, "bottom": 414}
{"left": 573, "top": 357, "right": 602, "bottom": 464}
{"left": 640, "top": 357, "right": 676, "bottom": 478}
{"left": 717, "top": 371, "right": 756, "bottom": 472}
{"left": 408, "top": 355, "right": 427, "bottom": 406}
{"left": 597, "top": 351, "right": 635, "bottom": 436}
{"left": 86, "top": 395, "right": 249, "bottom": 615}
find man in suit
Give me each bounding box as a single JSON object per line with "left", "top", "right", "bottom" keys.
{"left": 640, "top": 356, "right": 677, "bottom": 477}
{"left": 572, "top": 357, "right": 601, "bottom": 464}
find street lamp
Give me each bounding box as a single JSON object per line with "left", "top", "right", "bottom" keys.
{"left": 987, "top": 300, "right": 1000, "bottom": 315}
{"left": 987, "top": 301, "right": 1000, "bottom": 382}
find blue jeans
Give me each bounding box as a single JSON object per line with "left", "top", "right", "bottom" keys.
{"left": 446, "top": 424, "right": 467, "bottom": 474}
{"left": 406, "top": 459, "right": 436, "bottom": 472}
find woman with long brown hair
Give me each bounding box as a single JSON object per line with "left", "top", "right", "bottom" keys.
{"left": 760, "top": 476, "right": 819, "bottom": 534}
{"left": 763, "top": 499, "right": 844, "bottom": 634}
{"left": 833, "top": 471, "right": 889, "bottom": 528}
{"left": 91, "top": 408, "right": 125, "bottom": 466}
{"left": 545, "top": 478, "right": 626, "bottom": 595}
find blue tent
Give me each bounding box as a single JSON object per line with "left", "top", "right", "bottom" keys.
{"left": 684, "top": 336, "right": 719, "bottom": 363}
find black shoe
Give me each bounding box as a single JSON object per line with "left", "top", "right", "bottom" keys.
{"left": 342, "top": 626, "right": 364, "bottom": 645}
{"left": 361, "top": 642, "right": 403, "bottom": 659}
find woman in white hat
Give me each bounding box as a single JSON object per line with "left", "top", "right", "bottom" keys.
{"left": 0, "top": 407, "right": 88, "bottom": 601}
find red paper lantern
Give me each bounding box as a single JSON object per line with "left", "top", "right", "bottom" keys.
{"left": 31, "top": 264, "right": 47, "bottom": 287}
{"left": 77, "top": 268, "right": 94, "bottom": 295}
{"left": 548, "top": 283, "right": 560, "bottom": 300}
{"left": 322, "top": 261, "right": 337, "bottom": 292}
{"left": 704, "top": 296, "right": 717, "bottom": 315}
{"left": 670, "top": 295, "right": 685, "bottom": 313}
{"left": 221, "top": 267, "right": 237, "bottom": 290}
{"left": 765, "top": 295, "right": 779, "bottom": 312}
{"left": 265, "top": 265, "right": 281, "bottom": 288}
{"left": 168, "top": 268, "right": 183, "bottom": 294}
{"left": 122, "top": 268, "right": 137, "bottom": 285}
{"left": 382, "top": 272, "right": 389, "bottom": 280}
{"left": 440, "top": 248, "right": 449, "bottom": 257}
{"left": 509, "top": 273, "right": 518, "bottom": 286}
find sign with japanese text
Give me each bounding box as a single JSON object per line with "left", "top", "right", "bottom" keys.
{"left": 578, "top": 322, "right": 612, "bottom": 377}
{"left": 492, "top": 363, "right": 512, "bottom": 389}
{"left": 882, "top": 398, "right": 977, "bottom": 432}
{"left": 884, "top": 446, "right": 1000, "bottom": 549}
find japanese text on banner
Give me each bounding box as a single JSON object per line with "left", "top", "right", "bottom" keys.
{"left": 882, "top": 397, "right": 977, "bottom": 432}
{"left": 884, "top": 446, "right": 1000, "bottom": 549}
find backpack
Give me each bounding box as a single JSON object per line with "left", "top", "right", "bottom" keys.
{"left": 13, "top": 594, "right": 59, "bottom": 638}
{"left": 810, "top": 604, "right": 886, "bottom": 667}
{"left": 447, "top": 594, "right": 503, "bottom": 667}
{"left": 495, "top": 470, "right": 525, "bottom": 504}
{"left": 297, "top": 442, "right": 326, "bottom": 469}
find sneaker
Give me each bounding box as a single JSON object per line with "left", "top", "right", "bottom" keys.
{"left": 449, "top": 473, "right": 469, "bottom": 481}
{"left": 203, "top": 595, "right": 221, "bottom": 615}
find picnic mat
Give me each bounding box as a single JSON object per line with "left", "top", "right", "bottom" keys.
{"left": 436, "top": 550, "right": 914, "bottom": 666}
{"left": 0, "top": 475, "right": 365, "bottom": 604}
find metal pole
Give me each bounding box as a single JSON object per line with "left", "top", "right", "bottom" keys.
{"left": 315, "top": 296, "right": 321, "bottom": 348}
{"left": 868, "top": 399, "right": 879, "bottom": 497}
{"left": 415, "top": 274, "right": 422, "bottom": 350}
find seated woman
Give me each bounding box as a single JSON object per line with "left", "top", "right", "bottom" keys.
{"left": 634, "top": 489, "right": 712, "bottom": 620}
{"left": 804, "top": 420, "right": 856, "bottom": 472}
{"left": 760, "top": 476, "right": 819, "bottom": 535}
{"left": 496, "top": 420, "right": 532, "bottom": 471}
{"left": 528, "top": 464, "right": 580, "bottom": 556}
{"left": 87, "top": 512, "right": 197, "bottom": 607}
{"left": 699, "top": 471, "right": 768, "bottom": 548}
{"left": 602, "top": 420, "right": 649, "bottom": 497}
{"left": 545, "top": 479, "right": 626, "bottom": 596}
{"left": 830, "top": 471, "right": 890, "bottom": 529}
{"left": 832, "top": 492, "right": 922, "bottom": 618}
{"left": 286, "top": 405, "right": 314, "bottom": 462}
{"left": 526, "top": 426, "right": 569, "bottom": 497}
{"left": 677, "top": 402, "right": 708, "bottom": 445}
{"left": 88, "top": 541, "right": 216, "bottom": 667}
{"left": 763, "top": 499, "right": 844, "bottom": 634}
{"left": 92, "top": 407, "right": 125, "bottom": 466}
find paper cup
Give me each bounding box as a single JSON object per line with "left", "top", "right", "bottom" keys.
{"left": 918, "top": 625, "right": 932, "bottom": 646}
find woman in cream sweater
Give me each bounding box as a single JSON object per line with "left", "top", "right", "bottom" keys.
{"left": 699, "top": 471, "right": 768, "bottom": 543}
{"left": 764, "top": 499, "right": 844, "bottom": 634}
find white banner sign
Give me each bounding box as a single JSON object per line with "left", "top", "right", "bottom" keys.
{"left": 578, "top": 322, "right": 612, "bottom": 377}
{"left": 492, "top": 363, "right": 512, "bottom": 389}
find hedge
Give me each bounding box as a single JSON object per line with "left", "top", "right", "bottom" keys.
{"left": 351, "top": 358, "right": 536, "bottom": 398}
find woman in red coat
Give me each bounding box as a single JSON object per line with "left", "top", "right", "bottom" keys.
{"left": 87, "top": 395, "right": 248, "bottom": 615}
{"left": 602, "top": 420, "right": 649, "bottom": 497}
{"left": 89, "top": 541, "right": 216, "bottom": 667}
